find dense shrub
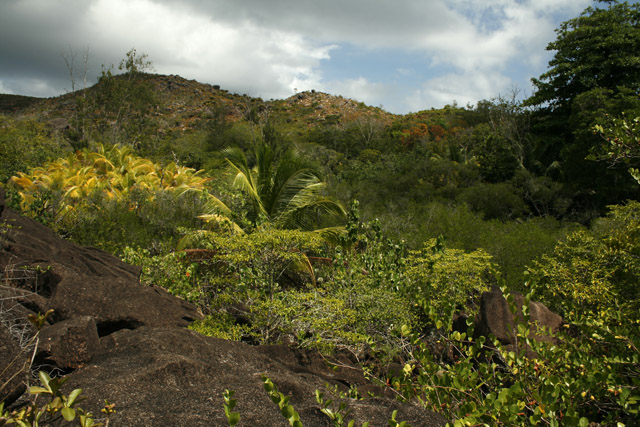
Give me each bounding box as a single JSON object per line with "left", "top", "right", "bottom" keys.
{"left": 529, "top": 201, "right": 640, "bottom": 323}
{"left": 457, "top": 182, "right": 529, "bottom": 220}
{"left": 10, "top": 144, "right": 225, "bottom": 252}
{"left": 0, "top": 115, "right": 72, "bottom": 183}
{"left": 395, "top": 289, "right": 640, "bottom": 425}
{"left": 403, "top": 237, "right": 496, "bottom": 318}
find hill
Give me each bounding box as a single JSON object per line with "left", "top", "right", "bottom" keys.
{"left": 0, "top": 94, "right": 43, "bottom": 113}
{"left": 0, "top": 73, "right": 395, "bottom": 135}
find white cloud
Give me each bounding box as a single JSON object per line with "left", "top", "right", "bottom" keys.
{"left": 0, "top": 80, "right": 13, "bottom": 95}
{"left": 409, "top": 71, "right": 512, "bottom": 111}
{"left": 324, "top": 77, "right": 393, "bottom": 108}
{"left": 80, "top": 0, "right": 335, "bottom": 99}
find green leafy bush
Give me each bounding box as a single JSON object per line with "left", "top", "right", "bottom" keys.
{"left": 394, "top": 289, "right": 639, "bottom": 426}
{"left": 10, "top": 144, "right": 226, "bottom": 253}
{"left": 403, "top": 237, "right": 495, "bottom": 318}
{"left": 457, "top": 182, "right": 529, "bottom": 220}
{"left": 529, "top": 201, "right": 640, "bottom": 323}
{"left": 0, "top": 115, "right": 72, "bottom": 183}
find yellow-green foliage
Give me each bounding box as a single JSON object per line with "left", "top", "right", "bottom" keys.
{"left": 530, "top": 201, "right": 640, "bottom": 322}
{"left": 177, "top": 227, "right": 325, "bottom": 293}
{"left": 251, "top": 290, "right": 367, "bottom": 351}
{"left": 404, "top": 238, "right": 495, "bottom": 316}
{"left": 11, "top": 144, "right": 215, "bottom": 216}
{"left": 189, "top": 312, "right": 254, "bottom": 342}
{"left": 129, "top": 228, "right": 325, "bottom": 304}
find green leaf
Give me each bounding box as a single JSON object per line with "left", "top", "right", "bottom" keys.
{"left": 282, "top": 405, "right": 295, "bottom": 418}
{"left": 228, "top": 412, "right": 240, "bottom": 426}
{"left": 578, "top": 417, "right": 589, "bottom": 427}
{"left": 67, "top": 388, "right": 83, "bottom": 406}
{"left": 38, "top": 371, "right": 52, "bottom": 391}
{"left": 29, "top": 386, "right": 50, "bottom": 394}
{"left": 61, "top": 406, "right": 76, "bottom": 421}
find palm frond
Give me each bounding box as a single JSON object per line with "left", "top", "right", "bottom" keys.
{"left": 313, "top": 226, "right": 347, "bottom": 246}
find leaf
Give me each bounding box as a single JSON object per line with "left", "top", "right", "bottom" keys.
{"left": 228, "top": 412, "right": 240, "bottom": 426}
{"left": 281, "top": 405, "right": 295, "bottom": 418}
{"left": 28, "top": 386, "right": 50, "bottom": 394}
{"left": 67, "top": 388, "right": 83, "bottom": 406}
{"left": 61, "top": 407, "right": 76, "bottom": 421}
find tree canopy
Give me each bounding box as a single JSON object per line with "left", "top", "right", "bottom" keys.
{"left": 528, "top": 1, "right": 640, "bottom": 114}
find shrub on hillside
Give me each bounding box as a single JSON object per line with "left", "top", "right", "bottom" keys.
{"left": 457, "top": 182, "right": 529, "bottom": 220}
{"left": 0, "top": 115, "right": 72, "bottom": 183}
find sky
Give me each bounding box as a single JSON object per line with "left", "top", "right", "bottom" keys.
{"left": 0, "top": 0, "right": 595, "bottom": 114}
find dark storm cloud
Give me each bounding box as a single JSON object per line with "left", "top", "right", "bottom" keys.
{"left": 0, "top": 0, "right": 592, "bottom": 111}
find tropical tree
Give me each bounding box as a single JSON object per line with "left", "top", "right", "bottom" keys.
{"left": 528, "top": 0, "right": 640, "bottom": 220}
{"left": 528, "top": 1, "right": 640, "bottom": 116}
{"left": 526, "top": 1, "right": 640, "bottom": 215}
{"left": 594, "top": 115, "right": 640, "bottom": 184}
{"left": 220, "top": 143, "right": 346, "bottom": 233}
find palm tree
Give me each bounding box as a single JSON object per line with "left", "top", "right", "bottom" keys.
{"left": 220, "top": 143, "right": 346, "bottom": 232}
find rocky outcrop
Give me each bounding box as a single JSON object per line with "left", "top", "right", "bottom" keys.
{"left": 474, "top": 286, "right": 563, "bottom": 356}
{"left": 0, "top": 191, "right": 446, "bottom": 425}
{"left": 0, "top": 325, "right": 28, "bottom": 406}
{"left": 0, "top": 206, "right": 201, "bottom": 331}
{"left": 65, "top": 327, "right": 445, "bottom": 426}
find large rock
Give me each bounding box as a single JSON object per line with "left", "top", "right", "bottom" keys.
{"left": 0, "top": 207, "right": 201, "bottom": 333}
{"left": 0, "top": 325, "right": 28, "bottom": 406}
{"left": 64, "top": 327, "right": 446, "bottom": 426}
{"left": 37, "top": 316, "right": 100, "bottom": 370}
{"left": 474, "top": 287, "right": 563, "bottom": 348}
{"left": 0, "top": 284, "right": 37, "bottom": 406}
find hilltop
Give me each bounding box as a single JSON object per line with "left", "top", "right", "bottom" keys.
{"left": 0, "top": 73, "right": 395, "bottom": 135}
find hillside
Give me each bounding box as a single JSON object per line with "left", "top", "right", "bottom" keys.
{"left": 0, "top": 94, "right": 43, "bottom": 113}
{"left": 0, "top": 73, "right": 395, "bottom": 135}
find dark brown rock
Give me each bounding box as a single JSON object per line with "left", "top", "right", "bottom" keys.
{"left": 474, "top": 287, "right": 563, "bottom": 347}
{"left": 0, "top": 208, "right": 202, "bottom": 332}
{"left": 37, "top": 316, "right": 100, "bottom": 370}
{"left": 64, "top": 327, "right": 446, "bottom": 427}
{"left": 0, "top": 321, "right": 29, "bottom": 406}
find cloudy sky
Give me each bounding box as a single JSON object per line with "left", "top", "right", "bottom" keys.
{"left": 0, "top": 0, "right": 594, "bottom": 114}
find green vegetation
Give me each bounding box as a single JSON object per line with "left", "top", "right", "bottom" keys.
{"left": 0, "top": 310, "right": 115, "bottom": 426}
{"left": 2, "top": 3, "right": 640, "bottom": 424}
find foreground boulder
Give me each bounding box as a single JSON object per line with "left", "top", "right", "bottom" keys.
{"left": 0, "top": 205, "right": 201, "bottom": 332}
{"left": 65, "top": 327, "right": 446, "bottom": 426}
{"left": 0, "top": 325, "right": 28, "bottom": 406}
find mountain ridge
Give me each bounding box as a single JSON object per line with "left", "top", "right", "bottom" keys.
{"left": 0, "top": 73, "right": 397, "bottom": 134}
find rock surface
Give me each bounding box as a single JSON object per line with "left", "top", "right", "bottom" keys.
{"left": 0, "top": 324, "right": 28, "bottom": 406}
{"left": 474, "top": 286, "right": 563, "bottom": 355}
{"left": 0, "top": 206, "right": 201, "bottom": 331}
{"left": 66, "top": 327, "right": 445, "bottom": 426}
{"left": 0, "top": 191, "right": 447, "bottom": 426}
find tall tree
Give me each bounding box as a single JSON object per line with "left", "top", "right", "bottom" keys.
{"left": 92, "top": 49, "right": 158, "bottom": 147}
{"left": 527, "top": 1, "right": 640, "bottom": 217}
